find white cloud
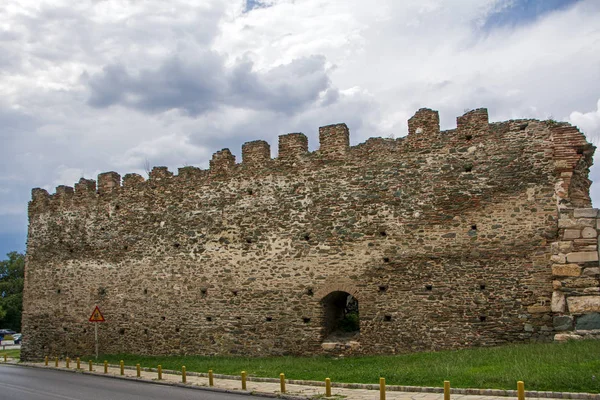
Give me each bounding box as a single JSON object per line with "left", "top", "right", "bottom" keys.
{"left": 569, "top": 99, "right": 600, "bottom": 143}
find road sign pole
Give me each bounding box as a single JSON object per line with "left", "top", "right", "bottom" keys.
{"left": 95, "top": 323, "right": 98, "bottom": 360}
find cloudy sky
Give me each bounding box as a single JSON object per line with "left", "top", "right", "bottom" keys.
{"left": 1, "top": 0, "right": 599, "bottom": 257}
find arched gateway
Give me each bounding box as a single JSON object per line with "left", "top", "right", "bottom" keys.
{"left": 320, "top": 291, "right": 360, "bottom": 341}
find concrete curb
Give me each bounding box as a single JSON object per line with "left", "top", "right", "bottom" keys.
{"left": 9, "top": 361, "right": 600, "bottom": 400}
{"left": 114, "top": 364, "right": 599, "bottom": 400}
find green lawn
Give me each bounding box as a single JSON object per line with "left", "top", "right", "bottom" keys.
{"left": 0, "top": 349, "right": 20, "bottom": 359}
{"left": 86, "top": 341, "right": 600, "bottom": 393}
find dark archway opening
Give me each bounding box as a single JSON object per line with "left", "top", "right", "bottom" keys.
{"left": 321, "top": 291, "right": 359, "bottom": 341}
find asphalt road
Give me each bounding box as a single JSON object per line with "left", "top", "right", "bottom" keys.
{"left": 0, "top": 364, "right": 255, "bottom": 400}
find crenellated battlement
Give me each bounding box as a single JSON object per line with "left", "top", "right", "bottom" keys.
{"left": 29, "top": 107, "right": 594, "bottom": 213}
{"left": 457, "top": 108, "right": 489, "bottom": 138}
{"left": 242, "top": 140, "right": 271, "bottom": 166}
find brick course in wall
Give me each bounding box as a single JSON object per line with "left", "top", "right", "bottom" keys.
{"left": 20, "top": 108, "right": 597, "bottom": 361}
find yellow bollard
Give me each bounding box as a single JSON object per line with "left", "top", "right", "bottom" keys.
{"left": 158, "top": 365, "right": 162, "bottom": 380}
{"left": 209, "top": 369, "right": 214, "bottom": 386}
{"left": 55, "top": 357, "right": 58, "bottom": 367}
{"left": 136, "top": 364, "right": 141, "bottom": 378}
{"left": 77, "top": 357, "right": 80, "bottom": 370}
{"left": 182, "top": 366, "right": 187, "bottom": 383}
{"left": 45, "top": 356, "right": 49, "bottom": 366}
{"left": 325, "top": 378, "right": 331, "bottom": 397}
{"left": 517, "top": 381, "right": 525, "bottom": 400}
{"left": 66, "top": 357, "right": 70, "bottom": 368}
{"left": 380, "top": 377, "right": 386, "bottom": 400}
{"left": 104, "top": 360, "right": 108, "bottom": 374}
{"left": 241, "top": 371, "right": 247, "bottom": 390}
{"left": 120, "top": 360, "right": 124, "bottom": 376}
{"left": 444, "top": 381, "right": 450, "bottom": 400}
{"left": 89, "top": 360, "right": 93, "bottom": 372}
{"left": 280, "top": 373, "right": 286, "bottom": 393}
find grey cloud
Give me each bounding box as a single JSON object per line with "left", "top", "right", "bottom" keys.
{"left": 86, "top": 54, "right": 333, "bottom": 116}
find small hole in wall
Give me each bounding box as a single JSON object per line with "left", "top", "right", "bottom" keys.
{"left": 425, "top": 284, "right": 433, "bottom": 291}
{"left": 246, "top": 238, "right": 252, "bottom": 244}
{"left": 519, "top": 123, "right": 528, "bottom": 131}
{"left": 379, "top": 231, "right": 387, "bottom": 237}
{"left": 465, "top": 134, "right": 473, "bottom": 141}
{"left": 143, "top": 288, "right": 148, "bottom": 295}
{"left": 303, "top": 234, "right": 310, "bottom": 241}
{"left": 144, "top": 329, "right": 148, "bottom": 335}
{"left": 119, "top": 328, "right": 125, "bottom": 335}
{"left": 83, "top": 329, "right": 87, "bottom": 334}
{"left": 471, "top": 225, "right": 477, "bottom": 231}
{"left": 306, "top": 288, "right": 314, "bottom": 296}
{"left": 383, "top": 257, "right": 390, "bottom": 263}
{"left": 479, "top": 316, "right": 487, "bottom": 322}
{"left": 173, "top": 242, "right": 180, "bottom": 248}
{"left": 206, "top": 317, "right": 212, "bottom": 322}
{"left": 266, "top": 317, "right": 273, "bottom": 322}
{"left": 161, "top": 316, "right": 166, "bottom": 321}
{"left": 175, "top": 327, "right": 180, "bottom": 333}
{"left": 69, "top": 248, "right": 74, "bottom": 253}
{"left": 34, "top": 326, "right": 38, "bottom": 330}
{"left": 303, "top": 317, "right": 311, "bottom": 323}
{"left": 378, "top": 285, "right": 388, "bottom": 292}
{"left": 123, "top": 245, "right": 128, "bottom": 250}
{"left": 63, "top": 327, "right": 68, "bottom": 332}
{"left": 200, "top": 288, "right": 207, "bottom": 296}
{"left": 115, "top": 205, "right": 120, "bottom": 211}
{"left": 464, "top": 165, "right": 473, "bottom": 172}
{"left": 236, "top": 316, "right": 242, "bottom": 320}
{"left": 384, "top": 315, "right": 392, "bottom": 322}
{"left": 480, "top": 284, "right": 486, "bottom": 290}
{"left": 247, "top": 189, "right": 253, "bottom": 195}
{"left": 232, "top": 290, "right": 238, "bottom": 296}
{"left": 56, "top": 289, "right": 61, "bottom": 294}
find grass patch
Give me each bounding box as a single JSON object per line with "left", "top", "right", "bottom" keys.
{"left": 83, "top": 341, "right": 600, "bottom": 393}
{"left": 0, "top": 349, "right": 20, "bottom": 359}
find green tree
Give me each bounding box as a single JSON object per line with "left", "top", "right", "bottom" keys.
{"left": 0, "top": 251, "right": 25, "bottom": 332}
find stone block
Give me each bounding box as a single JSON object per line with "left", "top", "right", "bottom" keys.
{"left": 558, "top": 218, "right": 577, "bottom": 228}
{"left": 582, "top": 227, "right": 597, "bottom": 239}
{"left": 554, "top": 333, "right": 582, "bottom": 341}
{"left": 582, "top": 267, "right": 600, "bottom": 277}
{"left": 551, "top": 241, "right": 573, "bottom": 254}
{"left": 551, "top": 254, "right": 566, "bottom": 264}
{"left": 551, "top": 291, "right": 566, "bottom": 312}
{"left": 573, "top": 208, "right": 598, "bottom": 218}
{"left": 577, "top": 218, "right": 596, "bottom": 227}
{"left": 552, "top": 280, "right": 562, "bottom": 290}
{"left": 321, "top": 343, "right": 337, "bottom": 351}
{"left": 563, "top": 229, "right": 581, "bottom": 240}
{"left": 552, "top": 264, "right": 581, "bottom": 277}
{"left": 567, "top": 296, "right": 600, "bottom": 314}
{"left": 575, "top": 313, "right": 600, "bottom": 330}
{"left": 527, "top": 305, "right": 551, "bottom": 314}
{"left": 553, "top": 315, "right": 573, "bottom": 331}
{"left": 566, "top": 252, "right": 598, "bottom": 263}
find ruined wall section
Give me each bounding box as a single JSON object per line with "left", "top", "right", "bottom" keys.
{"left": 21, "top": 109, "right": 594, "bottom": 360}
{"left": 551, "top": 208, "right": 600, "bottom": 339}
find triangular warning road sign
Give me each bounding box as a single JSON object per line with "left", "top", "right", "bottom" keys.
{"left": 89, "top": 306, "right": 105, "bottom": 322}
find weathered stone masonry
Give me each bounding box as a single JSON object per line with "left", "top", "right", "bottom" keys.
{"left": 21, "top": 108, "right": 600, "bottom": 360}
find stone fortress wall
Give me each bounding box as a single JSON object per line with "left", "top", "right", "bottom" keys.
{"left": 20, "top": 108, "right": 599, "bottom": 360}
